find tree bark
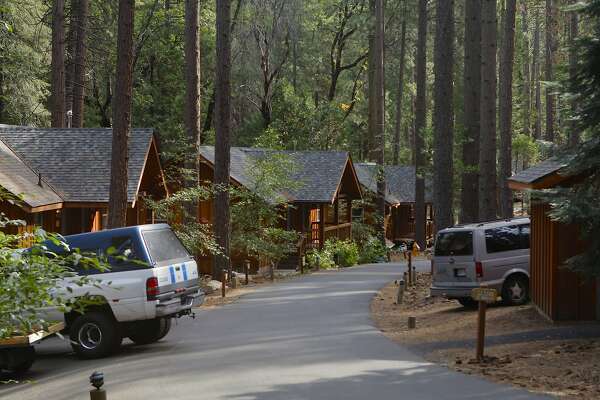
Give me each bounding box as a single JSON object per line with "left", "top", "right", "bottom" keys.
{"left": 533, "top": 9, "right": 542, "bottom": 140}
{"left": 51, "top": 0, "right": 66, "bottom": 128}
{"left": 479, "top": 0, "right": 498, "bottom": 221}
{"left": 461, "top": 0, "right": 481, "bottom": 224}
{"left": 498, "top": 0, "right": 516, "bottom": 219}
{"left": 545, "top": 0, "right": 556, "bottom": 142}
{"left": 214, "top": 0, "right": 232, "bottom": 278}
{"left": 568, "top": 0, "right": 580, "bottom": 146}
{"left": 107, "top": 0, "right": 135, "bottom": 229}
{"left": 521, "top": 2, "right": 530, "bottom": 138}
{"left": 433, "top": 0, "right": 455, "bottom": 231}
{"left": 71, "top": 0, "right": 88, "bottom": 128}
{"left": 414, "top": 0, "right": 427, "bottom": 248}
{"left": 393, "top": 16, "right": 407, "bottom": 166}
{"left": 184, "top": 0, "right": 201, "bottom": 223}
{"left": 367, "top": 0, "right": 376, "bottom": 161}
{"left": 373, "top": 0, "right": 386, "bottom": 244}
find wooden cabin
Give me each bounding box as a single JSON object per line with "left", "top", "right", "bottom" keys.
{"left": 0, "top": 126, "right": 167, "bottom": 237}
{"left": 354, "top": 163, "right": 434, "bottom": 245}
{"left": 197, "top": 146, "right": 363, "bottom": 274}
{"left": 508, "top": 159, "right": 600, "bottom": 322}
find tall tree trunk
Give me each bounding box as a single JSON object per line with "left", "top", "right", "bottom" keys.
{"left": 499, "top": 0, "right": 516, "bottom": 219}
{"left": 71, "top": 0, "right": 88, "bottom": 128}
{"left": 214, "top": 0, "right": 232, "bottom": 278}
{"left": 367, "top": 0, "right": 376, "bottom": 161}
{"left": 479, "top": 0, "right": 498, "bottom": 221}
{"left": 568, "top": 0, "right": 580, "bottom": 146}
{"left": 461, "top": 0, "right": 481, "bottom": 223}
{"left": 51, "top": 0, "right": 66, "bottom": 128}
{"left": 373, "top": 0, "right": 386, "bottom": 244}
{"left": 533, "top": 10, "right": 542, "bottom": 140}
{"left": 107, "top": 0, "right": 135, "bottom": 228}
{"left": 414, "top": 0, "right": 427, "bottom": 248}
{"left": 184, "top": 0, "right": 201, "bottom": 223}
{"left": 393, "top": 16, "right": 407, "bottom": 166}
{"left": 521, "top": 2, "right": 531, "bottom": 138}
{"left": 433, "top": 0, "right": 455, "bottom": 231}
{"left": 545, "top": 0, "right": 556, "bottom": 142}
{"left": 65, "top": 0, "right": 76, "bottom": 118}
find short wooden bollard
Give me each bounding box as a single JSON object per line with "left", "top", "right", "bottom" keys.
{"left": 407, "top": 316, "right": 416, "bottom": 329}
{"left": 396, "top": 280, "right": 405, "bottom": 304}
{"left": 412, "top": 266, "right": 417, "bottom": 286}
{"left": 89, "top": 371, "right": 106, "bottom": 400}
{"left": 245, "top": 260, "right": 250, "bottom": 285}
{"left": 300, "top": 256, "right": 305, "bottom": 275}
{"left": 221, "top": 270, "right": 227, "bottom": 298}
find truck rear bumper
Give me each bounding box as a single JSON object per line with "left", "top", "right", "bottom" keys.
{"left": 156, "top": 290, "right": 204, "bottom": 317}
{"left": 430, "top": 282, "right": 503, "bottom": 299}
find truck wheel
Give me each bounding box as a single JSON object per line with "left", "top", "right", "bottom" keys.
{"left": 157, "top": 318, "right": 172, "bottom": 341}
{"left": 128, "top": 318, "right": 167, "bottom": 345}
{"left": 1, "top": 347, "right": 35, "bottom": 374}
{"left": 70, "top": 312, "right": 122, "bottom": 359}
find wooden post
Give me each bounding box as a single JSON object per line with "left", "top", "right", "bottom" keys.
{"left": 221, "top": 270, "right": 227, "bottom": 298}
{"left": 300, "top": 256, "right": 305, "bottom": 275}
{"left": 407, "top": 316, "right": 416, "bottom": 329}
{"left": 245, "top": 260, "right": 250, "bottom": 285}
{"left": 90, "top": 390, "right": 106, "bottom": 400}
{"left": 412, "top": 266, "right": 417, "bottom": 286}
{"left": 476, "top": 300, "right": 487, "bottom": 361}
{"left": 407, "top": 252, "right": 412, "bottom": 285}
{"left": 396, "top": 280, "right": 405, "bottom": 304}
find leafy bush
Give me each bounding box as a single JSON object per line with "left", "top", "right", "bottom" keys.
{"left": 324, "top": 239, "right": 359, "bottom": 268}
{"left": 358, "top": 235, "right": 388, "bottom": 264}
{"left": 306, "top": 248, "right": 336, "bottom": 270}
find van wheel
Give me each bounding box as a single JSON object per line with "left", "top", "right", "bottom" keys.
{"left": 457, "top": 297, "right": 479, "bottom": 309}
{"left": 70, "top": 312, "right": 122, "bottom": 359}
{"left": 502, "top": 275, "right": 529, "bottom": 306}
{"left": 128, "top": 318, "right": 168, "bottom": 345}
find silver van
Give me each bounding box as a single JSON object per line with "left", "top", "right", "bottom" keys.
{"left": 430, "top": 218, "right": 530, "bottom": 308}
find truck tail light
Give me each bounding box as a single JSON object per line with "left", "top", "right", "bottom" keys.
{"left": 146, "top": 277, "right": 159, "bottom": 301}
{"left": 475, "top": 261, "right": 483, "bottom": 278}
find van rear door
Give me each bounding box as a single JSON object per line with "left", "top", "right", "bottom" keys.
{"left": 141, "top": 228, "right": 199, "bottom": 299}
{"left": 433, "top": 230, "right": 477, "bottom": 286}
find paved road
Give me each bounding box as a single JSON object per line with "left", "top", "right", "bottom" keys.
{"left": 1, "top": 263, "right": 547, "bottom": 400}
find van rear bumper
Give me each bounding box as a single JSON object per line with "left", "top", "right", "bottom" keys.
{"left": 430, "top": 282, "right": 503, "bottom": 299}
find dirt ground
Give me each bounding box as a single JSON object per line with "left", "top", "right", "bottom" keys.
{"left": 371, "top": 273, "right": 600, "bottom": 399}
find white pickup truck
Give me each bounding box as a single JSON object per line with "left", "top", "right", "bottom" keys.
{"left": 39, "top": 224, "right": 203, "bottom": 359}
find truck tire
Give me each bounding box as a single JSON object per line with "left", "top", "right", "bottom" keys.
{"left": 128, "top": 318, "right": 169, "bottom": 345}
{"left": 502, "top": 274, "right": 529, "bottom": 306}
{"left": 70, "top": 312, "right": 122, "bottom": 359}
{"left": 1, "top": 346, "right": 35, "bottom": 374}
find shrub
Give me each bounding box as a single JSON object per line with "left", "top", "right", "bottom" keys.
{"left": 358, "top": 235, "right": 388, "bottom": 264}
{"left": 306, "top": 248, "right": 336, "bottom": 270}
{"left": 324, "top": 239, "right": 359, "bottom": 268}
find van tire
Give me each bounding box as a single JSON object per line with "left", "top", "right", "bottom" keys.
{"left": 128, "top": 318, "right": 168, "bottom": 345}
{"left": 502, "top": 275, "right": 529, "bottom": 306}
{"left": 70, "top": 312, "right": 122, "bottom": 359}
{"left": 457, "top": 297, "right": 479, "bottom": 309}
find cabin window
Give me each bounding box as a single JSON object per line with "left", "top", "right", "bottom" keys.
{"left": 352, "top": 207, "right": 364, "bottom": 222}
{"left": 324, "top": 204, "right": 335, "bottom": 224}
{"left": 338, "top": 199, "right": 350, "bottom": 223}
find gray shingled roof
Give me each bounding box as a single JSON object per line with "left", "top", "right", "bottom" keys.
{"left": 355, "top": 163, "right": 433, "bottom": 204}
{"left": 0, "top": 140, "right": 63, "bottom": 208}
{"left": 0, "top": 126, "right": 154, "bottom": 203}
{"left": 508, "top": 158, "right": 566, "bottom": 185}
{"left": 199, "top": 146, "right": 352, "bottom": 203}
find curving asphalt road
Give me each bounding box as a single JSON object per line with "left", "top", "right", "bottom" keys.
{"left": 1, "top": 263, "right": 548, "bottom": 400}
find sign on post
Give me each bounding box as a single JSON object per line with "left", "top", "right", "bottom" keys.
{"left": 471, "top": 287, "right": 498, "bottom": 361}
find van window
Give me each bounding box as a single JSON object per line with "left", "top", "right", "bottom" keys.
{"left": 485, "top": 225, "right": 529, "bottom": 253}
{"left": 142, "top": 229, "right": 190, "bottom": 264}
{"left": 435, "top": 231, "right": 473, "bottom": 256}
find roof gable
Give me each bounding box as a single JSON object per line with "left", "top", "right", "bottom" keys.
{"left": 507, "top": 158, "right": 567, "bottom": 190}
{"left": 199, "top": 146, "right": 358, "bottom": 203}
{"left": 0, "top": 126, "right": 155, "bottom": 204}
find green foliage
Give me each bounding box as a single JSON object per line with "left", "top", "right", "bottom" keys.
{"left": 230, "top": 153, "right": 300, "bottom": 266}
{"left": 0, "top": 192, "right": 105, "bottom": 339}
{"left": 513, "top": 133, "right": 539, "bottom": 166}
{"left": 146, "top": 186, "right": 220, "bottom": 257}
{"left": 358, "top": 235, "right": 388, "bottom": 264}
{"left": 306, "top": 247, "right": 336, "bottom": 270}
{"left": 324, "top": 238, "right": 359, "bottom": 268}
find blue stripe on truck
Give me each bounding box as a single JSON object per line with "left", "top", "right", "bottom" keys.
{"left": 182, "top": 263, "right": 188, "bottom": 281}
{"left": 169, "top": 266, "right": 176, "bottom": 284}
